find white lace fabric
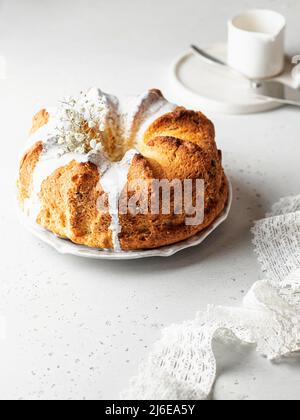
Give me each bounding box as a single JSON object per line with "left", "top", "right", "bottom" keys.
{"left": 122, "top": 195, "right": 300, "bottom": 400}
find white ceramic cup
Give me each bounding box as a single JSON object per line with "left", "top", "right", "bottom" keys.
{"left": 228, "top": 9, "right": 286, "bottom": 79}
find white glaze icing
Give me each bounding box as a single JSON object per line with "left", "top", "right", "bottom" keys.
{"left": 135, "top": 96, "right": 177, "bottom": 144}
{"left": 24, "top": 152, "right": 90, "bottom": 223}
{"left": 22, "top": 88, "right": 177, "bottom": 250}
{"left": 99, "top": 149, "right": 138, "bottom": 251}
{"left": 26, "top": 107, "right": 58, "bottom": 149}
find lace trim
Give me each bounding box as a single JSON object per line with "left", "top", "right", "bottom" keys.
{"left": 122, "top": 196, "right": 300, "bottom": 400}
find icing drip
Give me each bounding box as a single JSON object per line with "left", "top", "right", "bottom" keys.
{"left": 135, "top": 96, "right": 177, "bottom": 145}
{"left": 117, "top": 91, "right": 177, "bottom": 149}
{"left": 99, "top": 150, "right": 137, "bottom": 251}
{"left": 27, "top": 107, "right": 58, "bottom": 149}
{"left": 24, "top": 152, "right": 90, "bottom": 223}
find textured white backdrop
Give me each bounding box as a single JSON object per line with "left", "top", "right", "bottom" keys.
{"left": 0, "top": 0, "right": 300, "bottom": 400}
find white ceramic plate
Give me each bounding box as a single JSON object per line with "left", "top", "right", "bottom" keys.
{"left": 19, "top": 181, "right": 232, "bottom": 261}
{"left": 168, "top": 43, "right": 296, "bottom": 114}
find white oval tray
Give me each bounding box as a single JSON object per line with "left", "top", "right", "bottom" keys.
{"left": 168, "top": 43, "right": 297, "bottom": 114}
{"left": 19, "top": 181, "right": 232, "bottom": 260}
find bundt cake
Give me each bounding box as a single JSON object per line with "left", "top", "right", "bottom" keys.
{"left": 18, "top": 88, "right": 228, "bottom": 251}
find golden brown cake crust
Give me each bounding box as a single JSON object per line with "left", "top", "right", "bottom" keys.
{"left": 31, "top": 109, "right": 50, "bottom": 134}
{"left": 18, "top": 141, "right": 43, "bottom": 203}
{"left": 37, "top": 160, "right": 113, "bottom": 249}
{"left": 18, "top": 95, "right": 229, "bottom": 251}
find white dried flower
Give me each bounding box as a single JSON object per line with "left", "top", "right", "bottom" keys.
{"left": 88, "top": 121, "right": 96, "bottom": 129}
{"left": 45, "top": 90, "right": 109, "bottom": 156}
{"left": 75, "top": 145, "right": 86, "bottom": 154}
{"left": 99, "top": 122, "right": 105, "bottom": 131}
{"left": 95, "top": 143, "right": 103, "bottom": 152}
{"left": 75, "top": 133, "right": 86, "bottom": 143}
{"left": 66, "top": 133, "right": 74, "bottom": 144}
{"left": 90, "top": 139, "right": 97, "bottom": 150}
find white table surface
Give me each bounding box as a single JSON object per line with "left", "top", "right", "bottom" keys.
{"left": 0, "top": 0, "right": 300, "bottom": 400}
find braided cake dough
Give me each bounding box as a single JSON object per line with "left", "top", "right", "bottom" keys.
{"left": 18, "top": 89, "right": 228, "bottom": 251}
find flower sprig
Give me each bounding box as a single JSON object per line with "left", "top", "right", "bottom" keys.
{"left": 47, "top": 90, "right": 109, "bottom": 156}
